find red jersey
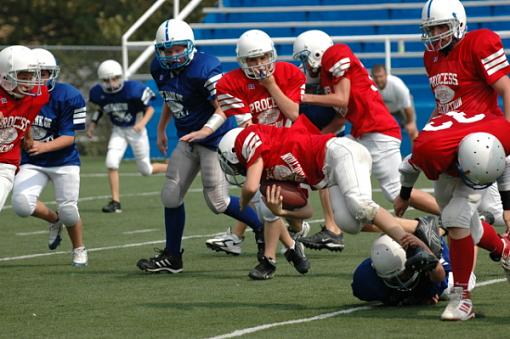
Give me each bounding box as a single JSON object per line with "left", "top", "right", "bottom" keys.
{"left": 234, "top": 115, "right": 334, "bottom": 188}
{"left": 424, "top": 29, "right": 510, "bottom": 116}
{"left": 320, "top": 44, "right": 401, "bottom": 140}
{"left": 410, "top": 111, "right": 510, "bottom": 180}
{"left": 0, "top": 86, "right": 49, "bottom": 166}
{"left": 217, "top": 61, "right": 305, "bottom": 127}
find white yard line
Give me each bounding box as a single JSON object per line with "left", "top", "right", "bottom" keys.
{"left": 122, "top": 229, "right": 158, "bottom": 234}
{"left": 16, "top": 230, "right": 48, "bottom": 236}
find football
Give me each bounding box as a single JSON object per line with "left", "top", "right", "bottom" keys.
{"left": 259, "top": 179, "right": 309, "bottom": 210}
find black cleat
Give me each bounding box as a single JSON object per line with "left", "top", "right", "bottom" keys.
{"left": 405, "top": 247, "right": 438, "bottom": 273}
{"left": 479, "top": 211, "right": 495, "bottom": 225}
{"left": 284, "top": 242, "right": 310, "bottom": 274}
{"left": 249, "top": 256, "right": 276, "bottom": 280}
{"left": 414, "top": 216, "right": 442, "bottom": 258}
{"left": 136, "top": 248, "right": 183, "bottom": 273}
{"left": 298, "top": 226, "right": 344, "bottom": 252}
{"left": 254, "top": 229, "right": 265, "bottom": 264}
{"left": 102, "top": 200, "right": 122, "bottom": 213}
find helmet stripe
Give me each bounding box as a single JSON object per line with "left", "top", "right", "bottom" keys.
{"left": 164, "top": 20, "right": 169, "bottom": 41}
{"left": 426, "top": 0, "right": 433, "bottom": 19}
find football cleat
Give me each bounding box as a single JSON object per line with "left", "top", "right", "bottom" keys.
{"left": 136, "top": 248, "right": 183, "bottom": 273}
{"left": 102, "top": 200, "right": 122, "bottom": 213}
{"left": 405, "top": 247, "right": 438, "bottom": 273}
{"left": 414, "top": 216, "right": 442, "bottom": 258}
{"left": 298, "top": 226, "right": 345, "bottom": 251}
{"left": 479, "top": 210, "right": 495, "bottom": 225}
{"left": 441, "top": 287, "right": 475, "bottom": 321}
{"left": 501, "top": 234, "right": 510, "bottom": 282}
{"left": 205, "top": 227, "right": 244, "bottom": 255}
{"left": 48, "top": 220, "right": 64, "bottom": 250}
{"left": 248, "top": 256, "right": 276, "bottom": 280}
{"left": 284, "top": 242, "right": 310, "bottom": 274}
{"left": 72, "top": 247, "right": 88, "bottom": 267}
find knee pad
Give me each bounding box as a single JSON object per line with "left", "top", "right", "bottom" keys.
{"left": 203, "top": 186, "right": 229, "bottom": 214}
{"left": 105, "top": 151, "right": 121, "bottom": 170}
{"left": 346, "top": 197, "right": 379, "bottom": 227}
{"left": 58, "top": 204, "right": 80, "bottom": 226}
{"left": 11, "top": 193, "right": 35, "bottom": 217}
{"left": 161, "top": 179, "right": 182, "bottom": 208}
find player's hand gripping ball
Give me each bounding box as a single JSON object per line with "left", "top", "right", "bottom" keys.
{"left": 259, "top": 179, "right": 308, "bottom": 210}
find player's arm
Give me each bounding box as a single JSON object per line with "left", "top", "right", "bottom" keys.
{"left": 403, "top": 105, "right": 419, "bottom": 140}
{"left": 302, "top": 77, "right": 350, "bottom": 112}
{"left": 180, "top": 100, "right": 227, "bottom": 142}
{"left": 394, "top": 154, "right": 422, "bottom": 217}
{"left": 28, "top": 135, "right": 75, "bottom": 156}
{"left": 259, "top": 76, "right": 299, "bottom": 122}
{"left": 492, "top": 75, "right": 510, "bottom": 122}
{"left": 263, "top": 183, "right": 313, "bottom": 219}
{"left": 241, "top": 157, "right": 264, "bottom": 210}
{"left": 157, "top": 103, "right": 173, "bottom": 156}
{"left": 133, "top": 105, "right": 155, "bottom": 133}
{"left": 86, "top": 106, "right": 103, "bottom": 139}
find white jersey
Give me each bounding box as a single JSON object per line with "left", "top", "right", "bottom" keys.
{"left": 379, "top": 74, "right": 412, "bottom": 114}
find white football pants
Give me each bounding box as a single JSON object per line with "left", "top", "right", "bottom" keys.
{"left": 0, "top": 163, "right": 16, "bottom": 212}
{"left": 106, "top": 126, "right": 152, "bottom": 176}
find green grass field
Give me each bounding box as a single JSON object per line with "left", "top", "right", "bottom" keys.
{"left": 0, "top": 157, "right": 508, "bottom": 338}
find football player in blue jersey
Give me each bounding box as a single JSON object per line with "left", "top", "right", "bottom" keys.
{"left": 136, "top": 19, "right": 264, "bottom": 273}
{"left": 352, "top": 217, "right": 475, "bottom": 306}
{"left": 11, "top": 48, "right": 88, "bottom": 267}
{"left": 87, "top": 59, "right": 167, "bottom": 213}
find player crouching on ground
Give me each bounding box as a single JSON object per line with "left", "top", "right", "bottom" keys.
{"left": 218, "top": 115, "right": 438, "bottom": 279}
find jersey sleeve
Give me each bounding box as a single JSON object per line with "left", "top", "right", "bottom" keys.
{"left": 216, "top": 74, "right": 251, "bottom": 122}
{"left": 473, "top": 29, "right": 510, "bottom": 85}
{"left": 280, "top": 63, "right": 306, "bottom": 103}
{"left": 68, "top": 90, "right": 87, "bottom": 132}
{"left": 200, "top": 56, "right": 223, "bottom": 101}
{"left": 321, "top": 44, "right": 353, "bottom": 85}
{"left": 236, "top": 129, "right": 267, "bottom": 169}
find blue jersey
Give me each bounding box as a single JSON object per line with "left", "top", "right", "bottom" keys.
{"left": 89, "top": 80, "right": 155, "bottom": 127}
{"left": 351, "top": 238, "right": 451, "bottom": 306}
{"left": 150, "top": 52, "right": 235, "bottom": 149}
{"left": 21, "top": 82, "right": 86, "bottom": 167}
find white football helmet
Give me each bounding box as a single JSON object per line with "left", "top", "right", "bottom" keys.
{"left": 32, "top": 48, "right": 60, "bottom": 92}
{"left": 0, "top": 45, "right": 41, "bottom": 97}
{"left": 420, "top": 0, "right": 467, "bottom": 51}
{"left": 236, "top": 29, "right": 277, "bottom": 80}
{"left": 371, "top": 234, "right": 420, "bottom": 291}
{"left": 217, "top": 128, "right": 246, "bottom": 185}
{"left": 457, "top": 132, "right": 506, "bottom": 189}
{"left": 155, "top": 19, "right": 195, "bottom": 70}
{"left": 97, "top": 59, "right": 124, "bottom": 93}
{"left": 292, "top": 30, "right": 333, "bottom": 74}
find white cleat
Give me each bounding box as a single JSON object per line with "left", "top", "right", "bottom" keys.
{"left": 441, "top": 286, "right": 475, "bottom": 321}
{"left": 72, "top": 247, "right": 88, "bottom": 267}
{"left": 501, "top": 235, "right": 510, "bottom": 282}
{"left": 205, "top": 228, "right": 243, "bottom": 255}
{"left": 48, "top": 221, "right": 64, "bottom": 250}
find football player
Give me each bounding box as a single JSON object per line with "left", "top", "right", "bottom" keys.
{"left": 183, "top": 29, "right": 311, "bottom": 278}
{"left": 11, "top": 48, "right": 87, "bottom": 266}
{"left": 420, "top": 0, "right": 510, "bottom": 226}
{"left": 0, "top": 45, "right": 48, "bottom": 212}
{"left": 395, "top": 111, "right": 510, "bottom": 320}
{"left": 87, "top": 59, "right": 167, "bottom": 213}
{"left": 218, "top": 115, "right": 439, "bottom": 279}
{"left": 295, "top": 30, "right": 441, "bottom": 236}
{"left": 136, "top": 19, "right": 264, "bottom": 274}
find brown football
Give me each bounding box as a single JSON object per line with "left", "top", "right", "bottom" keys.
{"left": 259, "top": 179, "right": 308, "bottom": 210}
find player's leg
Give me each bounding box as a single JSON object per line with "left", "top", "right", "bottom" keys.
{"left": 0, "top": 163, "right": 17, "bottom": 212}
{"left": 478, "top": 182, "right": 504, "bottom": 226}
{"left": 359, "top": 133, "right": 440, "bottom": 215}
{"left": 103, "top": 126, "right": 128, "bottom": 212}
{"left": 137, "top": 142, "right": 199, "bottom": 273}
{"left": 51, "top": 165, "right": 87, "bottom": 266}
{"left": 198, "top": 144, "right": 264, "bottom": 256}
{"left": 127, "top": 127, "right": 167, "bottom": 176}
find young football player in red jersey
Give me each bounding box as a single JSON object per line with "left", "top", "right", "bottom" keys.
{"left": 218, "top": 115, "right": 440, "bottom": 279}
{"left": 421, "top": 0, "right": 510, "bottom": 227}
{"left": 0, "top": 45, "right": 48, "bottom": 212}
{"left": 297, "top": 32, "right": 441, "bottom": 222}
{"left": 395, "top": 111, "right": 510, "bottom": 321}
{"left": 183, "top": 29, "right": 311, "bottom": 279}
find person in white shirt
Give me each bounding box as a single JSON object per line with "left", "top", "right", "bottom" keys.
{"left": 372, "top": 64, "right": 419, "bottom": 144}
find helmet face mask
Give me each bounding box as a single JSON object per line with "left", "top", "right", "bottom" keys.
{"left": 97, "top": 60, "right": 124, "bottom": 93}
{"left": 420, "top": 0, "right": 467, "bottom": 52}
{"left": 0, "top": 45, "right": 42, "bottom": 98}
{"left": 236, "top": 30, "right": 277, "bottom": 80}
{"left": 371, "top": 235, "right": 420, "bottom": 292}
{"left": 155, "top": 19, "right": 195, "bottom": 70}
{"left": 457, "top": 132, "right": 506, "bottom": 190}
